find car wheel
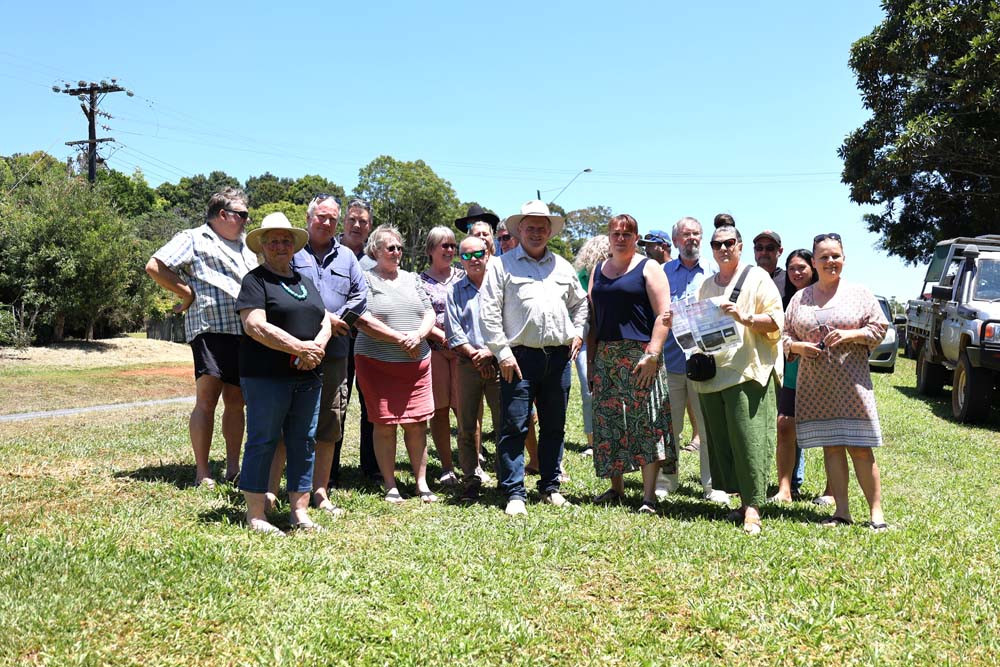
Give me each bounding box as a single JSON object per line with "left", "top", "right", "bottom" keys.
{"left": 952, "top": 351, "right": 993, "bottom": 423}
{"left": 916, "top": 346, "right": 947, "bottom": 396}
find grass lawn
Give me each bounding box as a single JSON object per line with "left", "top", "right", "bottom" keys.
{"left": 1, "top": 357, "right": 998, "bottom": 665}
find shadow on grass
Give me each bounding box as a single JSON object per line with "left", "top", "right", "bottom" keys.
{"left": 115, "top": 461, "right": 234, "bottom": 490}
{"left": 893, "top": 383, "right": 1000, "bottom": 428}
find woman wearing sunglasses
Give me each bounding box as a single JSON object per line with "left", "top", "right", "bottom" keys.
{"left": 354, "top": 225, "right": 438, "bottom": 503}
{"left": 691, "top": 225, "right": 784, "bottom": 535}
{"left": 420, "top": 226, "right": 467, "bottom": 488}
{"left": 783, "top": 233, "right": 889, "bottom": 530}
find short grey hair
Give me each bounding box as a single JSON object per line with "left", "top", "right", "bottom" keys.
{"left": 307, "top": 195, "right": 340, "bottom": 221}
{"left": 424, "top": 226, "right": 457, "bottom": 256}
{"left": 365, "top": 224, "right": 403, "bottom": 259}
{"left": 672, "top": 216, "right": 702, "bottom": 241}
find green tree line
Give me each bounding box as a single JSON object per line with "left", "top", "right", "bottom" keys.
{"left": 0, "top": 151, "right": 609, "bottom": 345}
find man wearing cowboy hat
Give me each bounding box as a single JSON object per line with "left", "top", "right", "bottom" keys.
{"left": 290, "top": 194, "right": 368, "bottom": 511}
{"left": 455, "top": 203, "right": 500, "bottom": 234}
{"left": 480, "top": 200, "right": 589, "bottom": 515}
{"left": 637, "top": 229, "right": 673, "bottom": 264}
{"left": 146, "top": 187, "right": 258, "bottom": 488}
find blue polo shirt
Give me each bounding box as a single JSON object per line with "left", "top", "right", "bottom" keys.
{"left": 445, "top": 275, "right": 488, "bottom": 350}
{"left": 662, "top": 257, "right": 715, "bottom": 374}
{"left": 292, "top": 238, "right": 368, "bottom": 358}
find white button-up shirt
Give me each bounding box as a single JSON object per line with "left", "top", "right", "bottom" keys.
{"left": 480, "top": 245, "right": 588, "bottom": 362}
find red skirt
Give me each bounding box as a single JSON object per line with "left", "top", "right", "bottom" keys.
{"left": 355, "top": 354, "right": 434, "bottom": 425}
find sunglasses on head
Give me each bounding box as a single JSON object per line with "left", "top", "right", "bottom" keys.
{"left": 224, "top": 208, "right": 249, "bottom": 221}
{"left": 813, "top": 233, "right": 842, "bottom": 244}
{"left": 347, "top": 197, "right": 371, "bottom": 211}
{"left": 311, "top": 193, "right": 341, "bottom": 206}
{"left": 710, "top": 238, "right": 739, "bottom": 250}
{"left": 460, "top": 249, "right": 487, "bottom": 261}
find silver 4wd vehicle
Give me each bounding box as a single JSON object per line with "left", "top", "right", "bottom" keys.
{"left": 906, "top": 234, "right": 1000, "bottom": 423}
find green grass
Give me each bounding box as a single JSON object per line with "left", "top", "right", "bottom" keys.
{"left": 1, "top": 358, "right": 999, "bottom": 665}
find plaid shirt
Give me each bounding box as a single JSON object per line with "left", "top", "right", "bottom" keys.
{"left": 153, "top": 223, "right": 258, "bottom": 342}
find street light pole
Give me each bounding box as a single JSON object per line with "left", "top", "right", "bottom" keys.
{"left": 548, "top": 168, "right": 592, "bottom": 205}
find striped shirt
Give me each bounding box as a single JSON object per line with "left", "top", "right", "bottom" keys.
{"left": 153, "top": 224, "right": 258, "bottom": 342}
{"left": 355, "top": 269, "right": 433, "bottom": 363}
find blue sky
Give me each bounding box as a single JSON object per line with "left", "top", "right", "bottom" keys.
{"left": 1, "top": 1, "right": 928, "bottom": 301}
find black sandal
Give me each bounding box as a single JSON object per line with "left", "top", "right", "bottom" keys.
{"left": 820, "top": 516, "right": 853, "bottom": 527}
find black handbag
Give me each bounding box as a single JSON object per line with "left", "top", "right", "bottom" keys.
{"left": 685, "top": 265, "right": 753, "bottom": 382}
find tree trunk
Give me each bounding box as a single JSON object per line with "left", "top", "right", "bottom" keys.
{"left": 53, "top": 313, "right": 65, "bottom": 342}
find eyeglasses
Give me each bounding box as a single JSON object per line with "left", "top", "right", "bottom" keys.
{"left": 439, "top": 243, "right": 458, "bottom": 251}
{"left": 813, "top": 233, "right": 842, "bottom": 244}
{"left": 311, "top": 193, "right": 341, "bottom": 206}
{"left": 224, "top": 208, "right": 249, "bottom": 220}
{"left": 498, "top": 233, "right": 512, "bottom": 242}
{"left": 383, "top": 245, "right": 403, "bottom": 253}
{"left": 754, "top": 244, "right": 777, "bottom": 252}
{"left": 710, "top": 238, "right": 739, "bottom": 250}
{"left": 347, "top": 197, "right": 371, "bottom": 211}
{"left": 460, "top": 249, "right": 487, "bottom": 261}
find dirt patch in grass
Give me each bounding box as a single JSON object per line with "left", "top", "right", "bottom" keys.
{"left": 0, "top": 337, "right": 191, "bottom": 370}
{"left": 116, "top": 365, "right": 192, "bottom": 379}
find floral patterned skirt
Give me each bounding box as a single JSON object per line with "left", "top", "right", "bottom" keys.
{"left": 592, "top": 339, "right": 675, "bottom": 478}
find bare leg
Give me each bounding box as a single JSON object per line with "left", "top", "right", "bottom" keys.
{"left": 402, "top": 422, "right": 431, "bottom": 494}
{"left": 429, "top": 407, "right": 455, "bottom": 472}
{"left": 686, "top": 399, "right": 700, "bottom": 446}
{"left": 823, "top": 446, "right": 853, "bottom": 522}
{"left": 373, "top": 424, "right": 398, "bottom": 493}
{"left": 774, "top": 415, "right": 797, "bottom": 501}
{"left": 525, "top": 412, "right": 539, "bottom": 469}
{"left": 220, "top": 383, "right": 245, "bottom": 479}
{"left": 190, "top": 375, "right": 224, "bottom": 483}
{"left": 244, "top": 491, "right": 280, "bottom": 532}
{"left": 312, "top": 439, "right": 335, "bottom": 507}
{"left": 640, "top": 461, "right": 660, "bottom": 503}
{"left": 266, "top": 440, "right": 285, "bottom": 511}
{"left": 848, "top": 446, "right": 885, "bottom": 525}
{"left": 610, "top": 474, "right": 625, "bottom": 495}
{"left": 288, "top": 490, "right": 312, "bottom": 526}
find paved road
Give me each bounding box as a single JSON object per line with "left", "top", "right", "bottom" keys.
{"left": 0, "top": 396, "right": 195, "bottom": 423}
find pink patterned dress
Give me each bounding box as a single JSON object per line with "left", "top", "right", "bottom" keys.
{"left": 784, "top": 282, "right": 888, "bottom": 448}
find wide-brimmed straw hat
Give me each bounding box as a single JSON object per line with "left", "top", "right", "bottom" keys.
{"left": 246, "top": 212, "right": 309, "bottom": 253}
{"left": 504, "top": 200, "right": 565, "bottom": 238}
{"left": 455, "top": 204, "right": 500, "bottom": 233}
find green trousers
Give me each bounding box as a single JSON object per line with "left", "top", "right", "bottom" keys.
{"left": 698, "top": 378, "right": 776, "bottom": 508}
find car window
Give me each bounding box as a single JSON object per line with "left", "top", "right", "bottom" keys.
{"left": 973, "top": 259, "right": 1000, "bottom": 301}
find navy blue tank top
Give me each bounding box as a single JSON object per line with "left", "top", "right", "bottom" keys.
{"left": 592, "top": 258, "right": 655, "bottom": 342}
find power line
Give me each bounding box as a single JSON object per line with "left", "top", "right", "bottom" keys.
{"left": 52, "top": 79, "right": 134, "bottom": 183}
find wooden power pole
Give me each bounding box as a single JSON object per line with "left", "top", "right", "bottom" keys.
{"left": 53, "top": 79, "right": 133, "bottom": 183}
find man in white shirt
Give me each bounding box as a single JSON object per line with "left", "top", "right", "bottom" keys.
{"left": 480, "top": 201, "right": 589, "bottom": 515}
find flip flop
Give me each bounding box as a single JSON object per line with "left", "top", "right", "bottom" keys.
{"left": 384, "top": 488, "right": 405, "bottom": 504}
{"left": 248, "top": 518, "right": 285, "bottom": 537}
{"left": 289, "top": 521, "right": 324, "bottom": 533}
{"left": 637, "top": 501, "right": 657, "bottom": 515}
{"left": 418, "top": 490, "right": 438, "bottom": 504}
{"left": 865, "top": 521, "right": 889, "bottom": 532}
{"left": 821, "top": 516, "right": 853, "bottom": 527}
{"left": 742, "top": 517, "right": 762, "bottom": 535}
{"left": 593, "top": 489, "right": 624, "bottom": 504}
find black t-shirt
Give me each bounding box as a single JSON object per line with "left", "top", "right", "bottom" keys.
{"left": 236, "top": 265, "right": 326, "bottom": 378}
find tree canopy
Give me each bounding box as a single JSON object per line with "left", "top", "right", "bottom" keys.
{"left": 839, "top": 0, "right": 1000, "bottom": 263}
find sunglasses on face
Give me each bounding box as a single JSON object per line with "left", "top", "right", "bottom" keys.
{"left": 460, "top": 249, "right": 487, "bottom": 261}
{"left": 710, "top": 238, "right": 739, "bottom": 250}
{"left": 754, "top": 244, "right": 777, "bottom": 252}
{"left": 383, "top": 245, "right": 403, "bottom": 253}
{"left": 224, "top": 208, "right": 249, "bottom": 220}
{"left": 439, "top": 243, "right": 458, "bottom": 251}
{"left": 813, "top": 233, "right": 842, "bottom": 244}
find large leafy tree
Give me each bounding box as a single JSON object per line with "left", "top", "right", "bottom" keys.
{"left": 244, "top": 172, "right": 293, "bottom": 208}
{"left": 156, "top": 170, "right": 241, "bottom": 225}
{"left": 285, "top": 174, "right": 345, "bottom": 206}
{"left": 840, "top": 0, "right": 1000, "bottom": 263}
{"left": 562, "top": 205, "right": 612, "bottom": 254}
{"left": 355, "top": 156, "right": 460, "bottom": 272}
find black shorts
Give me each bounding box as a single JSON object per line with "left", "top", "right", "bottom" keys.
{"left": 190, "top": 333, "right": 241, "bottom": 386}
{"left": 778, "top": 386, "right": 796, "bottom": 418}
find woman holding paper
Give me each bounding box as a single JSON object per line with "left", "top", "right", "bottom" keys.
{"left": 692, "top": 224, "right": 784, "bottom": 535}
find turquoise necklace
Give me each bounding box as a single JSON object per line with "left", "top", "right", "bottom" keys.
{"left": 280, "top": 280, "right": 307, "bottom": 301}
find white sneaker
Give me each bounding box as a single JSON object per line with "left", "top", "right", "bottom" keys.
{"left": 504, "top": 498, "right": 527, "bottom": 516}
{"left": 438, "top": 470, "right": 460, "bottom": 487}
{"left": 704, "top": 488, "right": 731, "bottom": 504}
{"left": 654, "top": 471, "right": 679, "bottom": 500}
{"left": 541, "top": 491, "right": 572, "bottom": 508}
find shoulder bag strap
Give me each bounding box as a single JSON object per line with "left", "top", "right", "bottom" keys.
{"left": 728, "top": 265, "right": 754, "bottom": 303}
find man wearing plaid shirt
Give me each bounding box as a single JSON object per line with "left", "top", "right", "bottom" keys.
{"left": 145, "top": 188, "right": 258, "bottom": 488}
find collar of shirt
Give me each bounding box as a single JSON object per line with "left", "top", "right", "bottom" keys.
{"left": 337, "top": 234, "right": 365, "bottom": 260}
{"left": 199, "top": 223, "right": 252, "bottom": 269}
{"left": 304, "top": 237, "right": 342, "bottom": 266}
{"left": 455, "top": 274, "right": 482, "bottom": 293}
{"left": 513, "top": 244, "right": 554, "bottom": 265}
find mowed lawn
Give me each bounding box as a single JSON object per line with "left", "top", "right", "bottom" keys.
{"left": 1, "top": 356, "right": 998, "bottom": 665}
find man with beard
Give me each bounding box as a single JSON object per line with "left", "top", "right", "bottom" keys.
{"left": 636, "top": 230, "right": 672, "bottom": 264}
{"left": 753, "top": 229, "right": 786, "bottom": 302}
{"left": 656, "top": 216, "right": 730, "bottom": 504}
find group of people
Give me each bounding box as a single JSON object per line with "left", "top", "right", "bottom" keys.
{"left": 147, "top": 189, "right": 889, "bottom": 535}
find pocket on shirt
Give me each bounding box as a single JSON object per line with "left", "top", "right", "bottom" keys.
{"left": 328, "top": 270, "right": 352, "bottom": 296}
{"left": 509, "top": 275, "right": 538, "bottom": 302}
